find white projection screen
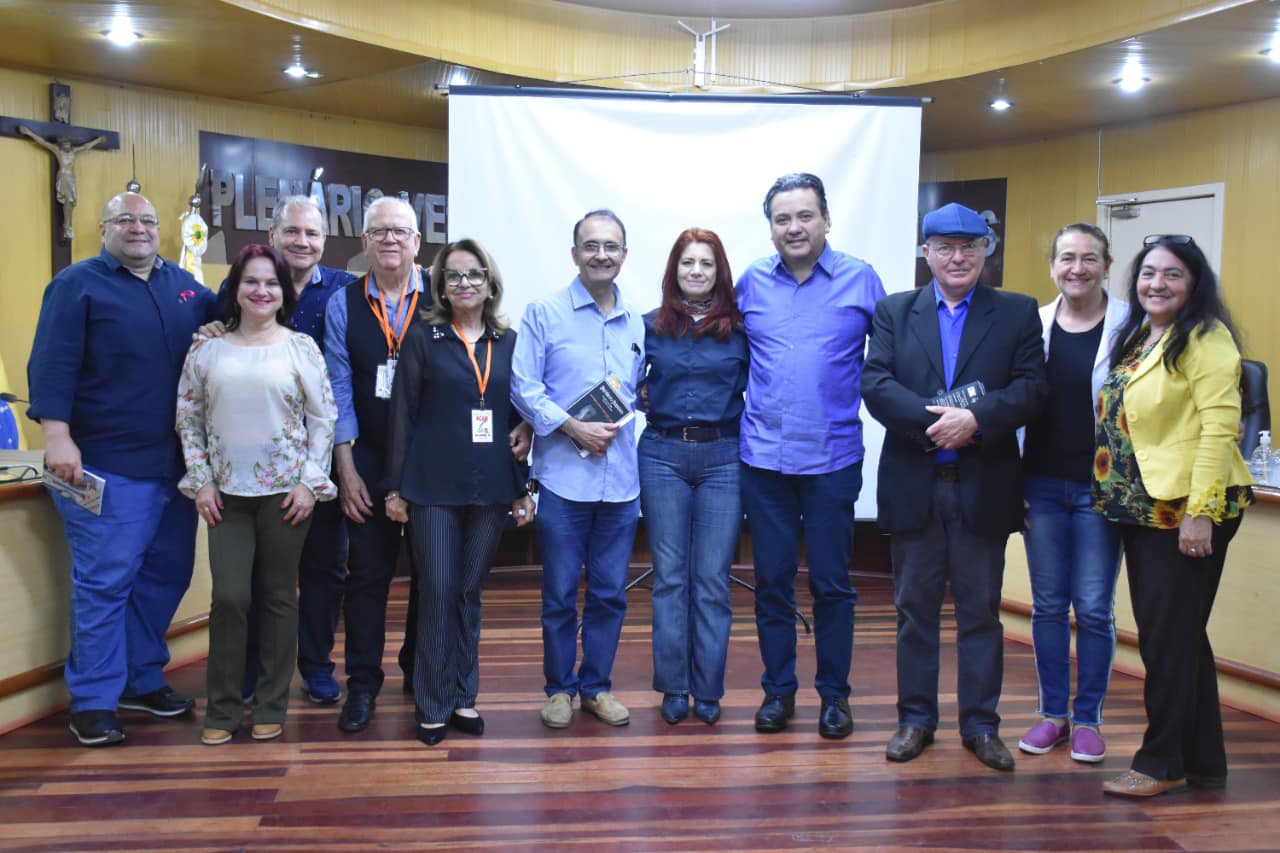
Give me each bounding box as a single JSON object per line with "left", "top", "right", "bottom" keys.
{"left": 447, "top": 87, "right": 923, "bottom": 518}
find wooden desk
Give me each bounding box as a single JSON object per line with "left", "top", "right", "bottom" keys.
{"left": 0, "top": 451, "right": 212, "bottom": 733}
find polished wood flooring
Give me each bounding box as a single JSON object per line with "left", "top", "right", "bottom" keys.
{"left": 3, "top": 570, "right": 1280, "bottom": 852}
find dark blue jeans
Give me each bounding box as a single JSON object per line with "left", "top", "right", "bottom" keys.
{"left": 638, "top": 432, "right": 740, "bottom": 701}
{"left": 536, "top": 488, "right": 639, "bottom": 699}
{"left": 741, "top": 461, "right": 860, "bottom": 700}
{"left": 1023, "top": 475, "right": 1122, "bottom": 726}
{"left": 891, "top": 475, "right": 1007, "bottom": 737}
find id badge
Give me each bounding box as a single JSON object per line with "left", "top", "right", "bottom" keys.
{"left": 471, "top": 409, "right": 494, "bottom": 444}
{"left": 375, "top": 359, "right": 397, "bottom": 399}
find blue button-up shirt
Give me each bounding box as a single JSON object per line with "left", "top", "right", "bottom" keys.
{"left": 323, "top": 266, "right": 425, "bottom": 445}
{"left": 736, "top": 243, "right": 885, "bottom": 475}
{"left": 933, "top": 279, "right": 975, "bottom": 464}
{"left": 511, "top": 277, "right": 645, "bottom": 503}
{"left": 642, "top": 310, "right": 748, "bottom": 431}
{"left": 27, "top": 248, "right": 217, "bottom": 478}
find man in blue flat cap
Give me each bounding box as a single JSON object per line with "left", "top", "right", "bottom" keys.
{"left": 861, "top": 202, "right": 1047, "bottom": 771}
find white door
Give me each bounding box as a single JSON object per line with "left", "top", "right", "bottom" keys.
{"left": 1096, "top": 183, "right": 1224, "bottom": 300}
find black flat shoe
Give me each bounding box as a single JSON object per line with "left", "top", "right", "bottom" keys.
{"left": 448, "top": 710, "right": 485, "bottom": 736}
{"left": 754, "top": 694, "right": 795, "bottom": 733}
{"left": 338, "top": 692, "right": 376, "bottom": 733}
{"left": 818, "top": 696, "right": 853, "bottom": 740}
{"left": 416, "top": 724, "right": 447, "bottom": 746}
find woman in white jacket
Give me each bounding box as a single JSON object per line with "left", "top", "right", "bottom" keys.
{"left": 1017, "top": 223, "right": 1128, "bottom": 763}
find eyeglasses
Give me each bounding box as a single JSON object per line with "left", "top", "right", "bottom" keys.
{"left": 444, "top": 269, "right": 489, "bottom": 288}
{"left": 579, "top": 241, "right": 624, "bottom": 256}
{"left": 103, "top": 214, "right": 159, "bottom": 228}
{"left": 926, "top": 240, "right": 984, "bottom": 260}
{"left": 366, "top": 226, "right": 415, "bottom": 243}
{"left": 1143, "top": 234, "right": 1196, "bottom": 247}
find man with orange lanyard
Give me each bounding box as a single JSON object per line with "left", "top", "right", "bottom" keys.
{"left": 322, "top": 196, "right": 427, "bottom": 734}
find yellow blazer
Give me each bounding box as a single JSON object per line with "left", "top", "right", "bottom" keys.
{"left": 1123, "top": 320, "right": 1252, "bottom": 520}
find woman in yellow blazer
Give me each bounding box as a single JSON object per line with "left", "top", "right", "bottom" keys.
{"left": 1093, "top": 235, "right": 1253, "bottom": 799}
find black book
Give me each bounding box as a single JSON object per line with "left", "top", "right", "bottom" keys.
{"left": 915, "top": 380, "right": 986, "bottom": 452}
{"left": 566, "top": 374, "right": 635, "bottom": 457}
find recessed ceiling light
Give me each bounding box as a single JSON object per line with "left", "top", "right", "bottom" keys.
{"left": 283, "top": 62, "right": 323, "bottom": 80}
{"left": 989, "top": 97, "right": 1013, "bottom": 111}
{"left": 102, "top": 19, "right": 140, "bottom": 47}
{"left": 1114, "top": 55, "right": 1149, "bottom": 93}
{"left": 1264, "top": 30, "right": 1280, "bottom": 62}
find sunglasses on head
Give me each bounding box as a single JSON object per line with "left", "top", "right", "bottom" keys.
{"left": 1143, "top": 234, "right": 1196, "bottom": 247}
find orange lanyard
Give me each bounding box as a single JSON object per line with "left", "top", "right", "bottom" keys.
{"left": 452, "top": 322, "right": 493, "bottom": 406}
{"left": 366, "top": 268, "right": 420, "bottom": 358}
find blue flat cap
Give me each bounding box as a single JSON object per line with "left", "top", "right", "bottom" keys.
{"left": 922, "top": 202, "right": 988, "bottom": 239}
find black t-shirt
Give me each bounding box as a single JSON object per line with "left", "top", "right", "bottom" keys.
{"left": 1023, "top": 317, "right": 1105, "bottom": 482}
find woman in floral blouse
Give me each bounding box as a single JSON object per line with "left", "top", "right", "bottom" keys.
{"left": 1093, "top": 235, "right": 1253, "bottom": 798}
{"left": 177, "top": 244, "right": 338, "bottom": 746}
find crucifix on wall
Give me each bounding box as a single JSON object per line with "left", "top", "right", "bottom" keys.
{"left": 1, "top": 83, "right": 120, "bottom": 271}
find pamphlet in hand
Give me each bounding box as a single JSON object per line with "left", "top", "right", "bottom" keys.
{"left": 43, "top": 467, "right": 105, "bottom": 515}
{"left": 917, "top": 380, "right": 986, "bottom": 452}
{"left": 567, "top": 374, "right": 636, "bottom": 458}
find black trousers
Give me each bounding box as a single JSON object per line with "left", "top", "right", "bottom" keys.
{"left": 1119, "top": 513, "right": 1242, "bottom": 781}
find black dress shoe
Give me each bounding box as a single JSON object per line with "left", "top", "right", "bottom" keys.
{"left": 416, "top": 724, "right": 447, "bottom": 746}
{"left": 338, "top": 692, "right": 376, "bottom": 733}
{"left": 885, "top": 725, "right": 935, "bottom": 762}
{"left": 118, "top": 686, "right": 195, "bottom": 718}
{"left": 754, "top": 694, "right": 795, "bottom": 733}
{"left": 818, "top": 696, "right": 853, "bottom": 740}
{"left": 448, "top": 710, "right": 485, "bottom": 736}
{"left": 963, "top": 732, "right": 1016, "bottom": 771}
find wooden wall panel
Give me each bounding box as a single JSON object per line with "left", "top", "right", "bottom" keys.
{"left": 0, "top": 65, "right": 445, "bottom": 449}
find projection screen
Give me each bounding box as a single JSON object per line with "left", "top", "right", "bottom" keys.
{"left": 448, "top": 87, "right": 923, "bottom": 518}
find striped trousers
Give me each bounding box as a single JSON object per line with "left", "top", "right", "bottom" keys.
{"left": 407, "top": 503, "right": 509, "bottom": 724}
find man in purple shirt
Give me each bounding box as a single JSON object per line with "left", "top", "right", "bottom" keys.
{"left": 861, "top": 202, "right": 1047, "bottom": 772}
{"left": 736, "top": 173, "right": 886, "bottom": 739}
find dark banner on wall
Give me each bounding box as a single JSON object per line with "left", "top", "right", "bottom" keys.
{"left": 915, "top": 177, "right": 1007, "bottom": 289}
{"left": 197, "top": 131, "right": 447, "bottom": 271}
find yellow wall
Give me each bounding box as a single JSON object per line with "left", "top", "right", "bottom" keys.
{"left": 922, "top": 95, "right": 1280, "bottom": 408}
{"left": 0, "top": 65, "right": 446, "bottom": 449}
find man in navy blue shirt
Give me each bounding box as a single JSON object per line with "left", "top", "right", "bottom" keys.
{"left": 27, "top": 192, "right": 217, "bottom": 747}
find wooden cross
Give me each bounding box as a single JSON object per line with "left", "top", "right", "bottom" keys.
{"left": 1, "top": 83, "right": 120, "bottom": 272}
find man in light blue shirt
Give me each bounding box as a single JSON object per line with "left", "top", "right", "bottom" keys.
{"left": 736, "top": 173, "right": 886, "bottom": 740}
{"left": 511, "top": 209, "right": 645, "bottom": 730}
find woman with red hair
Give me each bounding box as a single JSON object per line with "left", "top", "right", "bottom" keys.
{"left": 640, "top": 228, "right": 748, "bottom": 725}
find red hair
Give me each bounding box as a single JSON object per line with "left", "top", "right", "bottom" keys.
{"left": 653, "top": 228, "right": 741, "bottom": 342}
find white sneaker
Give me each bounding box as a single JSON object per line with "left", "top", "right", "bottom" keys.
{"left": 582, "top": 691, "right": 630, "bottom": 726}
{"left": 540, "top": 692, "right": 574, "bottom": 728}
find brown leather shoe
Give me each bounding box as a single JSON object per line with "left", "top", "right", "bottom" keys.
{"left": 885, "top": 725, "right": 935, "bottom": 762}
{"left": 250, "top": 723, "right": 283, "bottom": 741}
{"left": 1102, "top": 769, "right": 1188, "bottom": 798}
{"left": 201, "top": 727, "right": 234, "bottom": 745}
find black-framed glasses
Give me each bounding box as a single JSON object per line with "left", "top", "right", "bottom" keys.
{"left": 443, "top": 269, "right": 489, "bottom": 288}
{"left": 103, "top": 214, "right": 160, "bottom": 228}
{"left": 1143, "top": 234, "right": 1196, "bottom": 246}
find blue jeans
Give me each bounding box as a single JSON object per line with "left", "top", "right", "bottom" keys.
{"left": 537, "top": 488, "right": 639, "bottom": 699}
{"left": 639, "top": 432, "right": 740, "bottom": 701}
{"left": 51, "top": 470, "right": 197, "bottom": 712}
{"left": 741, "top": 461, "right": 860, "bottom": 700}
{"left": 1023, "top": 475, "right": 1122, "bottom": 726}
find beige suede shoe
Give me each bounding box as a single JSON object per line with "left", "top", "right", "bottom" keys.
{"left": 540, "top": 693, "right": 574, "bottom": 729}
{"left": 582, "top": 691, "right": 629, "bottom": 726}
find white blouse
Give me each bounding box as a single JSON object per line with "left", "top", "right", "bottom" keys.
{"left": 176, "top": 333, "right": 337, "bottom": 500}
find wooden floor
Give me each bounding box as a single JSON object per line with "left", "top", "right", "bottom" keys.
{"left": 3, "top": 571, "right": 1280, "bottom": 852}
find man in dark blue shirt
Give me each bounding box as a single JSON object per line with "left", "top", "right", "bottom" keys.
{"left": 27, "top": 191, "right": 217, "bottom": 747}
